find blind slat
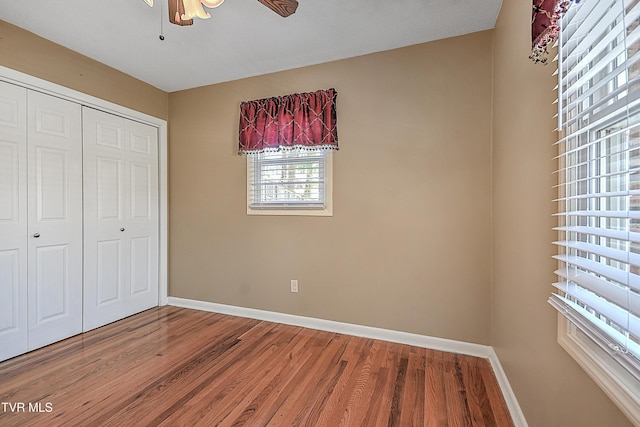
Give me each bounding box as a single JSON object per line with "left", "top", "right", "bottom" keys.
{"left": 554, "top": 241, "right": 640, "bottom": 267}
{"left": 553, "top": 210, "right": 640, "bottom": 219}
{"left": 553, "top": 282, "right": 640, "bottom": 337}
{"left": 553, "top": 254, "right": 640, "bottom": 289}
{"left": 554, "top": 189, "right": 640, "bottom": 202}
{"left": 556, "top": 267, "right": 640, "bottom": 317}
{"left": 554, "top": 225, "right": 640, "bottom": 243}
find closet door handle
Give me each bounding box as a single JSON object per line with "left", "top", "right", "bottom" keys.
{"left": 120, "top": 228, "right": 125, "bottom": 232}
{"left": 33, "top": 233, "right": 40, "bottom": 238}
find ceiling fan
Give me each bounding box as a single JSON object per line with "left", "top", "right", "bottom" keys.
{"left": 144, "top": 0, "right": 299, "bottom": 26}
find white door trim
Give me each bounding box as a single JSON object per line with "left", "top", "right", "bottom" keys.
{"left": 0, "top": 65, "right": 169, "bottom": 307}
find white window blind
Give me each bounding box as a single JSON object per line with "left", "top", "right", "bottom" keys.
{"left": 552, "top": 0, "right": 640, "bottom": 378}
{"left": 247, "top": 149, "right": 330, "bottom": 212}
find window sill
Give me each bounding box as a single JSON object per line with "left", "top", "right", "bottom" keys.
{"left": 557, "top": 313, "right": 640, "bottom": 424}
{"left": 246, "top": 207, "right": 332, "bottom": 216}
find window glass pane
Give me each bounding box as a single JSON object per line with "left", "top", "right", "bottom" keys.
{"left": 248, "top": 149, "right": 327, "bottom": 209}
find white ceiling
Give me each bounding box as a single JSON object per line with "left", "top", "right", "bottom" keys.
{"left": 0, "top": 0, "right": 503, "bottom": 93}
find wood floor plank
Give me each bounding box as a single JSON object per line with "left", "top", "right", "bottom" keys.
{"left": 328, "top": 340, "right": 387, "bottom": 427}
{"left": 310, "top": 335, "right": 368, "bottom": 427}
{"left": 379, "top": 343, "right": 409, "bottom": 427}
{"left": 425, "top": 349, "right": 449, "bottom": 427}
{"left": 0, "top": 306, "right": 515, "bottom": 426}
{"left": 328, "top": 339, "right": 383, "bottom": 427}
{"left": 458, "top": 353, "right": 489, "bottom": 427}
{"left": 358, "top": 342, "right": 396, "bottom": 427}
{"left": 400, "top": 348, "right": 426, "bottom": 427}
{"left": 443, "top": 351, "right": 473, "bottom": 427}
{"left": 262, "top": 333, "right": 342, "bottom": 425}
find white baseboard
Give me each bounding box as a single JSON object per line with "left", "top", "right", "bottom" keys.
{"left": 486, "top": 347, "right": 529, "bottom": 427}
{"left": 167, "top": 296, "right": 527, "bottom": 426}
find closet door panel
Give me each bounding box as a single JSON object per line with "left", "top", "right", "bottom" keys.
{"left": 27, "top": 91, "right": 83, "bottom": 349}
{"left": 0, "top": 81, "right": 27, "bottom": 361}
{"left": 0, "top": 143, "right": 20, "bottom": 223}
{"left": 94, "top": 155, "right": 126, "bottom": 319}
{"left": 83, "top": 110, "right": 127, "bottom": 330}
{"left": 96, "top": 240, "right": 122, "bottom": 302}
{"left": 125, "top": 120, "right": 158, "bottom": 316}
{"left": 0, "top": 249, "right": 25, "bottom": 361}
{"left": 34, "top": 245, "right": 69, "bottom": 319}
{"left": 0, "top": 250, "right": 21, "bottom": 333}
{"left": 83, "top": 108, "right": 158, "bottom": 330}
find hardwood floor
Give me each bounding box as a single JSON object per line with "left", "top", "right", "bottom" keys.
{"left": 0, "top": 306, "right": 514, "bottom": 426}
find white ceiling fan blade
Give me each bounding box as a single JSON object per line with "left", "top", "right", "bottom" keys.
{"left": 182, "top": 0, "right": 211, "bottom": 20}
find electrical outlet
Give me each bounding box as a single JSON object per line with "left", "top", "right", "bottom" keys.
{"left": 290, "top": 279, "right": 299, "bottom": 293}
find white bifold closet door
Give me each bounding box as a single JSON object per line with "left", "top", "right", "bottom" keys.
{"left": 0, "top": 81, "right": 83, "bottom": 361}
{"left": 82, "top": 107, "right": 159, "bottom": 331}
{"left": 27, "top": 91, "right": 83, "bottom": 348}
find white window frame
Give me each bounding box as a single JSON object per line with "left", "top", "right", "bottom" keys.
{"left": 553, "top": 0, "right": 640, "bottom": 422}
{"left": 557, "top": 314, "right": 640, "bottom": 423}
{"left": 246, "top": 149, "right": 333, "bottom": 216}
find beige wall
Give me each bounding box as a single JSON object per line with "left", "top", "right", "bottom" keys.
{"left": 491, "top": 0, "right": 632, "bottom": 425}
{"left": 168, "top": 31, "right": 494, "bottom": 345}
{"left": 0, "top": 20, "right": 168, "bottom": 120}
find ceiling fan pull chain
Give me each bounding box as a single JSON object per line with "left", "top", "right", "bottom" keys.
{"left": 159, "top": 0, "right": 166, "bottom": 40}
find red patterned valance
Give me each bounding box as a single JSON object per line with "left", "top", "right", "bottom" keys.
{"left": 531, "top": 0, "right": 581, "bottom": 64}
{"left": 238, "top": 88, "right": 338, "bottom": 154}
